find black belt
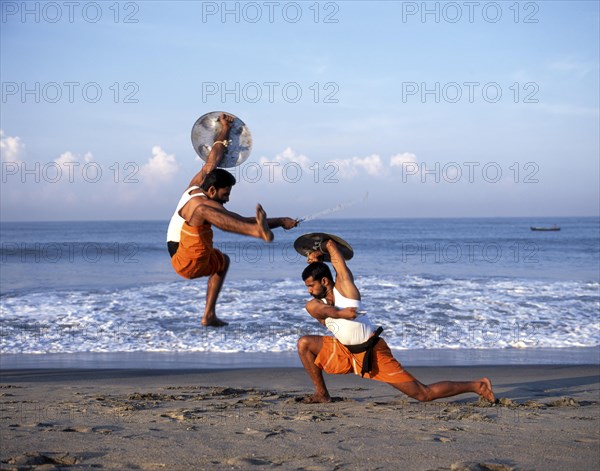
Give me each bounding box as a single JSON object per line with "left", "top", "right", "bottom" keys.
{"left": 167, "top": 241, "right": 179, "bottom": 258}
{"left": 344, "top": 326, "right": 383, "bottom": 377}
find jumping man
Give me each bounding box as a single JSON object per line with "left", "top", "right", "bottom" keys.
{"left": 167, "top": 113, "right": 298, "bottom": 327}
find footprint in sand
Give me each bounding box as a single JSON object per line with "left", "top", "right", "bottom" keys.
{"left": 3, "top": 452, "right": 78, "bottom": 467}
{"left": 522, "top": 400, "right": 544, "bottom": 409}
{"left": 447, "top": 461, "right": 517, "bottom": 471}
{"left": 225, "top": 456, "right": 277, "bottom": 467}
{"left": 61, "top": 426, "right": 91, "bottom": 433}
{"left": 414, "top": 433, "right": 453, "bottom": 443}
{"left": 546, "top": 396, "right": 580, "bottom": 407}
{"left": 35, "top": 422, "right": 55, "bottom": 428}
{"left": 236, "top": 395, "right": 268, "bottom": 406}
{"left": 437, "top": 408, "right": 496, "bottom": 422}
{"left": 91, "top": 425, "right": 122, "bottom": 435}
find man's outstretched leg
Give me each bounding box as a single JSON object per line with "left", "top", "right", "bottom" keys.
{"left": 391, "top": 377, "right": 495, "bottom": 403}
{"left": 297, "top": 335, "right": 332, "bottom": 403}
{"left": 191, "top": 204, "right": 273, "bottom": 242}
{"left": 202, "top": 254, "right": 230, "bottom": 327}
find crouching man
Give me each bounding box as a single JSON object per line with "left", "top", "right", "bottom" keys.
{"left": 297, "top": 239, "right": 495, "bottom": 404}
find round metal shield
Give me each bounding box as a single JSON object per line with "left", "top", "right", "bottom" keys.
{"left": 293, "top": 233, "right": 354, "bottom": 262}
{"left": 191, "top": 111, "right": 252, "bottom": 168}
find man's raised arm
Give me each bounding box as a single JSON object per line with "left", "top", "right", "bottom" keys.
{"left": 189, "top": 113, "right": 234, "bottom": 188}
{"left": 322, "top": 239, "right": 361, "bottom": 301}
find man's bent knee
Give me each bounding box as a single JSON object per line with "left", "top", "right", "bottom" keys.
{"left": 413, "top": 390, "right": 432, "bottom": 402}
{"left": 412, "top": 385, "right": 433, "bottom": 402}
{"left": 297, "top": 336, "right": 311, "bottom": 353}
{"left": 297, "top": 336, "right": 308, "bottom": 350}
{"left": 394, "top": 382, "right": 432, "bottom": 402}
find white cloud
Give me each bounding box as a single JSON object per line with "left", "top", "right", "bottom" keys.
{"left": 258, "top": 147, "right": 312, "bottom": 182}
{"left": 0, "top": 130, "right": 25, "bottom": 163}
{"left": 390, "top": 152, "right": 423, "bottom": 180}
{"left": 260, "top": 147, "right": 312, "bottom": 168}
{"left": 54, "top": 151, "right": 96, "bottom": 172}
{"left": 332, "top": 154, "right": 384, "bottom": 179}
{"left": 141, "top": 146, "right": 178, "bottom": 182}
{"left": 259, "top": 148, "right": 396, "bottom": 182}
{"left": 390, "top": 152, "right": 418, "bottom": 167}
{"left": 55, "top": 151, "right": 79, "bottom": 166}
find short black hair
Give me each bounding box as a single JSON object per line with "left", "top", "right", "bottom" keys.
{"left": 201, "top": 169, "right": 236, "bottom": 191}
{"left": 302, "top": 262, "right": 334, "bottom": 283}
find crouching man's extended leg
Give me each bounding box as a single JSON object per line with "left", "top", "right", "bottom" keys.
{"left": 390, "top": 377, "right": 495, "bottom": 403}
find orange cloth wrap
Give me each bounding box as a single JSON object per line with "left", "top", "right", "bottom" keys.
{"left": 314, "top": 336, "right": 416, "bottom": 384}
{"left": 171, "top": 222, "right": 225, "bottom": 279}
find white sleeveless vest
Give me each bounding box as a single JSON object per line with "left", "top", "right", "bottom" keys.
{"left": 166, "top": 186, "right": 206, "bottom": 242}
{"left": 324, "top": 287, "right": 374, "bottom": 345}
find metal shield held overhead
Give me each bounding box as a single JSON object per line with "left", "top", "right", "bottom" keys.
{"left": 294, "top": 233, "right": 354, "bottom": 262}
{"left": 190, "top": 111, "right": 253, "bottom": 168}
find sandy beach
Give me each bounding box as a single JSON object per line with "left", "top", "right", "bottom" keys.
{"left": 1, "top": 364, "right": 598, "bottom": 470}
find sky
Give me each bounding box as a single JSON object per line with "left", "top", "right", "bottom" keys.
{"left": 1, "top": 0, "right": 599, "bottom": 221}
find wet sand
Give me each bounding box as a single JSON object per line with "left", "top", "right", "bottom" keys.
{"left": 1, "top": 365, "right": 599, "bottom": 470}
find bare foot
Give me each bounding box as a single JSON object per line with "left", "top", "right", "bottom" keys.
{"left": 256, "top": 204, "right": 274, "bottom": 242}
{"left": 301, "top": 393, "right": 332, "bottom": 404}
{"left": 479, "top": 377, "right": 495, "bottom": 403}
{"left": 201, "top": 317, "right": 229, "bottom": 327}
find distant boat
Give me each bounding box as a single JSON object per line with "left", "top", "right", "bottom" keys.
{"left": 530, "top": 225, "right": 561, "bottom": 231}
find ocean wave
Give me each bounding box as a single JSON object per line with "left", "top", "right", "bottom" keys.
{"left": 1, "top": 275, "right": 598, "bottom": 354}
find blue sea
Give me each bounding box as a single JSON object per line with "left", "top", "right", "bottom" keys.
{"left": 1, "top": 217, "right": 599, "bottom": 365}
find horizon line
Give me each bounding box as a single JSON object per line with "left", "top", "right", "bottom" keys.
{"left": 1, "top": 215, "right": 599, "bottom": 224}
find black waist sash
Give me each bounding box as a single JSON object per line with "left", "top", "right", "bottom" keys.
{"left": 167, "top": 241, "right": 179, "bottom": 258}
{"left": 344, "top": 326, "right": 384, "bottom": 377}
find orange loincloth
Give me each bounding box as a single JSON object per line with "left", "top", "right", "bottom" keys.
{"left": 171, "top": 222, "right": 225, "bottom": 279}
{"left": 314, "top": 336, "right": 416, "bottom": 384}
